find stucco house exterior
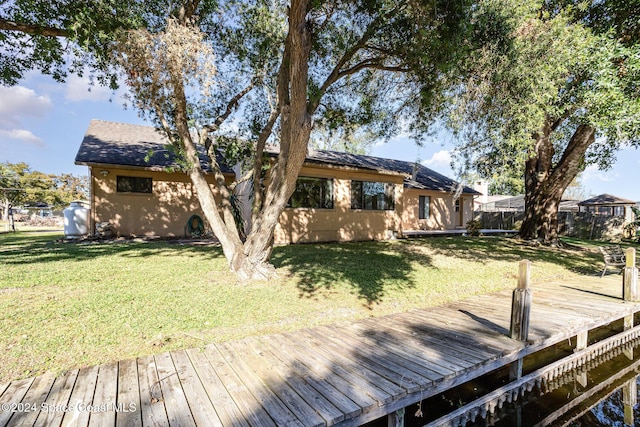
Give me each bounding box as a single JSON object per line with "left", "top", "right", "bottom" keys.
{"left": 75, "top": 120, "right": 480, "bottom": 244}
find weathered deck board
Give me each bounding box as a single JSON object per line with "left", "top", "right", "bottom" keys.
{"left": 184, "top": 348, "right": 248, "bottom": 427}
{"left": 240, "top": 336, "right": 345, "bottom": 425}
{"left": 36, "top": 369, "right": 78, "bottom": 427}
{"left": 170, "top": 349, "right": 223, "bottom": 427}
{"left": 0, "top": 378, "right": 34, "bottom": 426}
{"left": 2, "top": 276, "right": 640, "bottom": 427}
{"left": 225, "top": 339, "right": 328, "bottom": 427}
{"left": 61, "top": 366, "right": 99, "bottom": 427}
{"left": 202, "top": 344, "right": 276, "bottom": 427}
{"left": 5, "top": 372, "right": 55, "bottom": 427}
{"left": 88, "top": 363, "right": 118, "bottom": 427}
{"left": 297, "top": 329, "right": 408, "bottom": 402}
{"left": 311, "top": 325, "right": 429, "bottom": 394}
{"left": 116, "top": 359, "right": 141, "bottom": 427}
{"left": 135, "top": 356, "right": 168, "bottom": 427}
{"left": 332, "top": 323, "right": 443, "bottom": 383}
{"left": 265, "top": 333, "right": 376, "bottom": 414}
{"left": 346, "top": 321, "right": 466, "bottom": 380}
{"left": 153, "top": 352, "right": 196, "bottom": 427}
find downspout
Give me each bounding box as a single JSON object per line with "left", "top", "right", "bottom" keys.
{"left": 89, "top": 166, "right": 95, "bottom": 236}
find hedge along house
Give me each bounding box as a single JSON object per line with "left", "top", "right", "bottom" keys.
{"left": 76, "top": 120, "right": 480, "bottom": 243}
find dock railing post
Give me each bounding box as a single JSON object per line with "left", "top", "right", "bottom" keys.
{"left": 623, "top": 248, "right": 638, "bottom": 302}
{"left": 510, "top": 260, "right": 533, "bottom": 341}
{"left": 509, "top": 260, "right": 532, "bottom": 381}
{"left": 623, "top": 377, "right": 637, "bottom": 426}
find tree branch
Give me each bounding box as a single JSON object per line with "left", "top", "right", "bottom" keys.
{"left": 0, "top": 18, "right": 68, "bottom": 37}
{"left": 203, "top": 80, "right": 256, "bottom": 134}
{"left": 336, "top": 59, "right": 409, "bottom": 79}
{"left": 307, "top": 4, "right": 404, "bottom": 113}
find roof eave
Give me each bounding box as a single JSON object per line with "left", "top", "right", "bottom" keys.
{"left": 75, "top": 161, "right": 234, "bottom": 177}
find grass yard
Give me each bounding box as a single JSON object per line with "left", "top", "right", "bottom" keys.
{"left": 0, "top": 231, "right": 605, "bottom": 382}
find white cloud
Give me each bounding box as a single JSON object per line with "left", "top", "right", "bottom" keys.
{"left": 582, "top": 164, "right": 618, "bottom": 183}
{"left": 65, "top": 74, "right": 114, "bottom": 102}
{"left": 0, "top": 129, "right": 44, "bottom": 146}
{"left": 0, "top": 86, "right": 53, "bottom": 128}
{"left": 422, "top": 149, "right": 452, "bottom": 168}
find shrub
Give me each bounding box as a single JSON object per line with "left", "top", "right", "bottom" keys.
{"left": 466, "top": 219, "right": 482, "bottom": 236}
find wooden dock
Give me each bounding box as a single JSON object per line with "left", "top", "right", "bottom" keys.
{"left": 1, "top": 274, "right": 639, "bottom": 427}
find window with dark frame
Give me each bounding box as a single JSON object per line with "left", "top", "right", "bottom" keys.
{"left": 116, "top": 176, "right": 153, "bottom": 194}
{"left": 419, "top": 195, "right": 431, "bottom": 219}
{"left": 351, "top": 180, "right": 395, "bottom": 210}
{"left": 287, "top": 176, "right": 333, "bottom": 209}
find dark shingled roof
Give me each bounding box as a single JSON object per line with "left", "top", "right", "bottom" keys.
{"left": 288, "top": 149, "right": 480, "bottom": 195}
{"left": 578, "top": 193, "right": 637, "bottom": 206}
{"left": 76, "top": 120, "right": 478, "bottom": 195}
{"left": 75, "top": 120, "right": 235, "bottom": 174}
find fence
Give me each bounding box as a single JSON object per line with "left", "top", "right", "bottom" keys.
{"left": 475, "top": 211, "right": 627, "bottom": 240}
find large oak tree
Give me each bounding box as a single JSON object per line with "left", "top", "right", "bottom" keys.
{"left": 1, "top": 0, "right": 477, "bottom": 279}
{"left": 446, "top": 0, "right": 640, "bottom": 243}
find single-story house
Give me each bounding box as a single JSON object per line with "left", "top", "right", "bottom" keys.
{"left": 578, "top": 194, "right": 637, "bottom": 222}
{"left": 75, "top": 119, "right": 480, "bottom": 244}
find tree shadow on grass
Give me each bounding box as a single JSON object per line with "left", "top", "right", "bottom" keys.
{"left": 0, "top": 232, "right": 225, "bottom": 266}
{"left": 271, "top": 241, "right": 433, "bottom": 307}
{"left": 403, "top": 236, "right": 602, "bottom": 275}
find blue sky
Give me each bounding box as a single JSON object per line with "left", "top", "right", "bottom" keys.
{"left": 2, "top": 72, "right": 639, "bottom": 202}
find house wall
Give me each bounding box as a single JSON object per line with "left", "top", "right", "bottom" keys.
{"left": 89, "top": 163, "right": 473, "bottom": 242}
{"left": 401, "top": 189, "right": 475, "bottom": 231}
{"left": 90, "top": 166, "right": 230, "bottom": 237}
{"left": 274, "top": 165, "right": 404, "bottom": 244}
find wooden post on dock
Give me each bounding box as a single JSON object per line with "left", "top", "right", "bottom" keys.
{"left": 509, "top": 260, "right": 532, "bottom": 381}
{"left": 388, "top": 408, "right": 405, "bottom": 427}
{"left": 623, "top": 248, "right": 638, "bottom": 302}
{"left": 511, "top": 260, "right": 532, "bottom": 341}
{"left": 623, "top": 377, "right": 637, "bottom": 426}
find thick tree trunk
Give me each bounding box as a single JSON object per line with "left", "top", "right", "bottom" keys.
{"left": 166, "top": 0, "right": 312, "bottom": 282}
{"left": 231, "top": 0, "right": 312, "bottom": 281}
{"left": 520, "top": 123, "right": 596, "bottom": 242}
{"left": 150, "top": 4, "right": 315, "bottom": 282}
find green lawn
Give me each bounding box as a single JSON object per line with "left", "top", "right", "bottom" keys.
{"left": 0, "top": 231, "right": 605, "bottom": 382}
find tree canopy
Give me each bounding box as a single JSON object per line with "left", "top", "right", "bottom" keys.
{"left": 445, "top": 0, "right": 640, "bottom": 241}
{"left": 1, "top": 0, "right": 483, "bottom": 278}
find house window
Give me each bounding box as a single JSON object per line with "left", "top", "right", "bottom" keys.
{"left": 419, "top": 196, "right": 431, "bottom": 219}
{"left": 351, "top": 180, "right": 395, "bottom": 210}
{"left": 288, "top": 177, "right": 333, "bottom": 209}
{"left": 455, "top": 198, "right": 461, "bottom": 212}
{"left": 116, "top": 176, "right": 153, "bottom": 193}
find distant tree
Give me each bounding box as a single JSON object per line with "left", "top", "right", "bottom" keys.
{"left": 562, "top": 175, "right": 589, "bottom": 201}
{"left": 1, "top": 0, "right": 480, "bottom": 279}
{"left": 45, "top": 174, "right": 89, "bottom": 209}
{"left": 488, "top": 172, "right": 524, "bottom": 196}
{"left": 446, "top": 0, "right": 640, "bottom": 243}
{"left": 0, "top": 162, "right": 51, "bottom": 219}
